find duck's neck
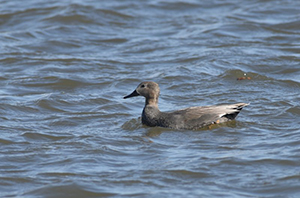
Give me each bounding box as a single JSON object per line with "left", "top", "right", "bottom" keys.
{"left": 145, "top": 97, "right": 159, "bottom": 108}
{"left": 142, "top": 98, "right": 161, "bottom": 127}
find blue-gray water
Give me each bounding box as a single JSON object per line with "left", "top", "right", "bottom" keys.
{"left": 1, "top": 0, "right": 300, "bottom": 197}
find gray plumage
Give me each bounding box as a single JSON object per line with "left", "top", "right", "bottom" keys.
{"left": 124, "top": 81, "right": 248, "bottom": 130}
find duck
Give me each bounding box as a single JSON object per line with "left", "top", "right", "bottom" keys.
{"left": 124, "top": 81, "right": 248, "bottom": 130}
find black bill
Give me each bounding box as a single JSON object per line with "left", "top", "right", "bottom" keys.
{"left": 123, "top": 90, "right": 139, "bottom": 99}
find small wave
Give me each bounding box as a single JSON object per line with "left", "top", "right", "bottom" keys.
{"left": 221, "top": 69, "right": 300, "bottom": 86}
{"left": 21, "top": 132, "right": 74, "bottom": 141}
{"left": 0, "top": 138, "right": 15, "bottom": 144}
{"left": 286, "top": 106, "right": 300, "bottom": 115}
{"left": 42, "top": 4, "right": 134, "bottom": 25}
{"left": 150, "top": 1, "right": 202, "bottom": 11}
{"left": 13, "top": 76, "right": 93, "bottom": 92}
{"left": 24, "top": 183, "right": 116, "bottom": 198}
{"left": 167, "top": 169, "right": 211, "bottom": 178}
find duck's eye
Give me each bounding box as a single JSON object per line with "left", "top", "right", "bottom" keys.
{"left": 141, "top": 84, "right": 145, "bottom": 88}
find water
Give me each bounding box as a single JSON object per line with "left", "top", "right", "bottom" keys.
{"left": 0, "top": 0, "right": 300, "bottom": 197}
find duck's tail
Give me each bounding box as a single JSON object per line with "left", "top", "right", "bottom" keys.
{"left": 222, "top": 103, "right": 249, "bottom": 120}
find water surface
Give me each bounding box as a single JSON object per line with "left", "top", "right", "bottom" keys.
{"left": 0, "top": 0, "right": 300, "bottom": 197}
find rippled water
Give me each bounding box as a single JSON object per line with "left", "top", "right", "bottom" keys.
{"left": 1, "top": 0, "right": 300, "bottom": 197}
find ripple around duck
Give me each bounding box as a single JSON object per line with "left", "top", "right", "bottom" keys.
{"left": 121, "top": 118, "right": 141, "bottom": 131}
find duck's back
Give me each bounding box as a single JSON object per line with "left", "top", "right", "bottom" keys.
{"left": 156, "top": 103, "right": 248, "bottom": 130}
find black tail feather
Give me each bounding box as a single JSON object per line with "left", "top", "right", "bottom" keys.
{"left": 223, "top": 104, "right": 247, "bottom": 120}
{"left": 223, "top": 111, "right": 240, "bottom": 120}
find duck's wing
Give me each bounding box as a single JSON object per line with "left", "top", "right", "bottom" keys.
{"left": 173, "top": 103, "right": 248, "bottom": 129}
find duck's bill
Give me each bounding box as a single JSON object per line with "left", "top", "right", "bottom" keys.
{"left": 123, "top": 90, "right": 139, "bottom": 99}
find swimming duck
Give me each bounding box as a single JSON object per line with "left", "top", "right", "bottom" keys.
{"left": 124, "top": 81, "right": 248, "bottom": 130}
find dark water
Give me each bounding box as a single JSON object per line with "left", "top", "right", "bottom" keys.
{"left": 1, "top": 0, "right": 300, "bottom": 197}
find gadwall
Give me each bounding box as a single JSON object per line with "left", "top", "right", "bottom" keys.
{"left": 124, "top": 81, "right": 248, "bottom": 130}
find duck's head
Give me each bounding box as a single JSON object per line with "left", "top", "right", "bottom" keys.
{"left": 124, "top": 81, "right": 160, "bottom": 104}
